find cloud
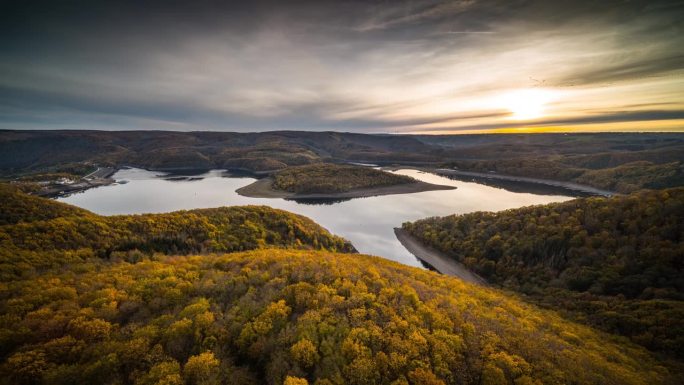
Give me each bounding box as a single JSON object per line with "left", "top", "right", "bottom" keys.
{"left": 416, "top": 110, "right": 684, "bottom": 133}
{"left": 355, "top": 0, "right": 479, "bottom": 31}
{"left": 556, "top": 55, "right": 684, "bottom": 87}
{"left": 0, "top": 0, "right": 683, "bottom": 133}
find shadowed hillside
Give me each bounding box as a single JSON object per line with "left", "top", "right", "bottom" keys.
{"left": 0, "top": 130, "right": 438, "bottom": 175}
{"left": 403, "top": 188, "right": 684, "bottom": 359}
{"left": 419, "top": 133, "right": 684, "bottom": 193}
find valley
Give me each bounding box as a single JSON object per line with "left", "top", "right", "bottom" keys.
{"left": 2, "top": 131, "right": 683, "bottom": 195}
{"left": 1, "top": 131, "right": 683, "bottom": 384}
{"left": 0, "top": 186, "right": 677, "bottom": 384}
{"left": 3, "top": 1, "right": 684, "bottom": 383}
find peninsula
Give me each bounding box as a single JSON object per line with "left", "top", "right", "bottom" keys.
{"left": 236, "top": 163, "right": 455, "bottom": 199}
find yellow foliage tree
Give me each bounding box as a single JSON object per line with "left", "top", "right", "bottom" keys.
{"left": 184, "top": 352, "right": 220, "bottom": 385}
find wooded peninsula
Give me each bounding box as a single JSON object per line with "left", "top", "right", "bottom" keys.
{"left": 237, "top": 164, "right": 455, "bottom": 199}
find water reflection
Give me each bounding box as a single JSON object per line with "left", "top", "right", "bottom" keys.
{"left": 286, "top": 198, "right": 353, "bottom": 205}
{"left": 158, "top": 168, "right": 216, "bottom": 176}
{"left": 164, "top": 176, "right": 205, "bottom": 182}
{"left": 57, "top": 168, "right": 574, "bottom": 268}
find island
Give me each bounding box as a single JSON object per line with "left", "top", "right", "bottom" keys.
{"left": 236, "top": 163, "right": 455, "bottom": 199}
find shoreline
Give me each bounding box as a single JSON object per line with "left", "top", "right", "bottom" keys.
{"left": 235, "top": 177, "right": 456, "bottom": 199}
{"left": 38, "top": 167, "right": 117, "bottom": 198}
{"left": 434, "top": 169, "right": 615, "bottom": 197}
{"left": 394, "top": 227, "right": 487, "bottom": 285}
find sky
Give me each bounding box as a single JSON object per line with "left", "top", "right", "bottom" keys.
{"left": 1, "top": 0, "right": 683, "bottom": 134}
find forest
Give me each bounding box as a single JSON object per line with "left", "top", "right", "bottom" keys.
{"left": 427, "top": 133, "right": 684, "bottom": 193}
{"left": 0, "top": 184, "right": 679, "bottom": 384}
{"left": 271, "top": 164, "right": 415, "bottom": 194}
{"left": 0, "top": 184, "right": 353, "bottom": 281}
{"left": 2, "top": 131, "right": 683, "bottom": 194}
{"left": 402, "top": 188, "right": 684, "bottom": 360}
{"left": 446, "top": 158, "right": 682, "bottom": 193}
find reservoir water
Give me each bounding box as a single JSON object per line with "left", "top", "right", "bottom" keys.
{"left": 58, "top": 168, "right": 573, "bottom": 268}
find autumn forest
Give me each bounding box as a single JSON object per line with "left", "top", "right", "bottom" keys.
{"left": 0, "top": 185, "right": 679, "bottom": 385}
{"left": 3, "top": 0, "right": 684, "bottom": 382}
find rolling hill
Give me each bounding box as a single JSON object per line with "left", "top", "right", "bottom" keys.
{"left": 2, "top": 130, "right": 683, "bottom": 193}
{"left": 0, "top": 184, "right": 353, "bottom": 281}
{"left": 0, "top": 184, "right": 679, "bottom": 384}
{"left": 402, "top": 188, "right": 684, "bottom": 359}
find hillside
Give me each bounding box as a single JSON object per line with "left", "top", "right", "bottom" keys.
{"left": 0, "top": 185, "right": 354, "bottom": 281}
{"left": 0, "top": 184, "right": 90, "bottom": 226}
{"left": 424, "top": 133, "right": 684, "bottom": 193}
{"left": 2, "top": 131, "right": 683, "bottom": 194}
{"left": 1, "top": 251, "right": 676, "bottom": 385}
{"left": 402, "top": 188, "right": 684, "bottom": 359}
{"left": 0, "top": 183, "right": 680, "bottom": 384}
{"left": 0, "top": 130, "right": 438, "bottom": 176}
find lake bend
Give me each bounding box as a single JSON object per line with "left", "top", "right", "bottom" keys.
{"left": 57, "top": 168, "right": 574, "bottom": 269}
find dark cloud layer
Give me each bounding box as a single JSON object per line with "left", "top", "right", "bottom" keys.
{"left": 1, "top": 0, "right": 683, "bottom": 132}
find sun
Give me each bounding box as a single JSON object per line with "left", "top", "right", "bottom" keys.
{"left": 502, "top": 89, "right": 553, "bottom": 120}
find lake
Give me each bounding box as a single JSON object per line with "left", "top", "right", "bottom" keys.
{"left": 57, "top": 168, "right": 574, "bottom": 268}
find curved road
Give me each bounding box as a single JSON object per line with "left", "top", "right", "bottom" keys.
{"left": 394, "top": 228, "right": 487, "bottom": 286}
{"left": 434, "top": 169, "right": 614, "bottom": 197}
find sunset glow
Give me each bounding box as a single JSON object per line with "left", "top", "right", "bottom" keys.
{"left": 501, "top": 89, "right": 555, "bottom": 120}
{"left": 0, "top": 1, "right": 682, "bottom": 134}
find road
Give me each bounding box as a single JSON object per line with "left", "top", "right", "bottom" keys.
{"left": 84, "top": 167, "right": 116, "bottom": 180}
{"left": 434, "top": 169, "right": 614, "bottom": 197}
{"left": 394, "top": 228, "right": 487, "bottom": 286}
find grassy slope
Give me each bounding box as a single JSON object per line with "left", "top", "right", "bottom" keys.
{"left": 403, "top": 188, "right": 684, "bottom": 359}
{"left": 271, "top": 164, "right": 416, "bottom": 194}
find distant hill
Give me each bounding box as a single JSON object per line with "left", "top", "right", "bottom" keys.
{"left": 2, "top": 130, "right": 683, "bottom": 193}
{"left": 403, "top": 188, "right": 684, "bottom": 359}
{"left": 0, "top": 130, "right": 438, "bottom": 175}
{"left": 418, "top": 133, "right": 684, "bottom": 193}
